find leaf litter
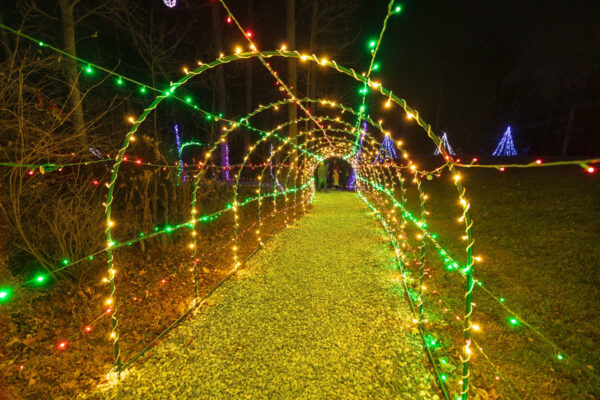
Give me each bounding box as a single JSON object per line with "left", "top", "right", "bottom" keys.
{"left": 88, "top": 192, "right": 440, "bottom": 399}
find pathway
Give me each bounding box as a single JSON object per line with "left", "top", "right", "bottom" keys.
{"left": 93, "top": 192, "right": 439, "bottom": 399}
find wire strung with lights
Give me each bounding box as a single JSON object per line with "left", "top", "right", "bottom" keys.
{"left": 433, "top": 132, "right": 456, "bottom": 156}
{"left": 1, "top": 6, "right": 599, "bottom": 400}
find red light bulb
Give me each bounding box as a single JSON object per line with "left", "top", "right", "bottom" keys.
{"left": 535, "top": 159, "right": 542, "bottom": 165}
{"left": 57, "top": 340, "right": 68, "bottom": 350}
{"left": 587, "top": 166, "right": 595, "bottom": 174}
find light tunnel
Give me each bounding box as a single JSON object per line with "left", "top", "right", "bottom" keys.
{"left": 103, "top": 49, "right": 475, "bottom": 398}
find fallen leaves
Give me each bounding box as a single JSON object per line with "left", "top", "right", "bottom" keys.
{"left": 90, "top": 193, "right": 440, "bottom": 399}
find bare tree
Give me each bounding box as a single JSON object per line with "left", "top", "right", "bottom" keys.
{"left": 210, "top": 0, "right": 229, "bottom": 180}
{"left": 287, "top": 0, "right": 298, "bottom": 158}
{"left": 57, "top": 0, "right": 87, "bottom": 149}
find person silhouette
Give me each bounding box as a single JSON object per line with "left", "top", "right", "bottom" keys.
{"left": 332, "top": 167, "right": 339, "bottom": 188}
{"left": 317, "top": 162, "right": 328, "bottom": 192}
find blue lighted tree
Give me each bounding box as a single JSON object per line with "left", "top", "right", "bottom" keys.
{"left": 433, "top": 132, "right": 455, "bottom": 156}
{"left": 374, "top": 134, "right": 398, "bottom": 163}
{"left": 492, "top": 126, "right": 517, "bottom": 156}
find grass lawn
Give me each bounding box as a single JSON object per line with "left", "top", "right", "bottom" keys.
{"left": 402, "top": 165, "right": 600, "bottom": 399}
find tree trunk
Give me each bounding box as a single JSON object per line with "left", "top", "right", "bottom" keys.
{"left": 561, "top": 103, "right": 576, "bottom": 156}
{"left": 304, "top": 0, "right": 319, "bottom": 134}
{"left": 540, "top": 109, "right": 551, "bottom": 154}
{"left": 0, "top": 10, "right": 12, "bottom": 61}
{"left": 435, "top": 83, "right": 443, "bottom": 133}
{"left": 58, "top": 0, "right": 88, "bottom": 150}
{"left": 211, "top": 1, "right": 229, "bottom": 180}
{"left": 244, "top": 0, "right": 254, "bottom": 153}
{"left": 286, "top": 0, "right": 297, "bottom": 166}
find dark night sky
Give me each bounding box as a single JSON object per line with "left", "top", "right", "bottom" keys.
{"left": 191, "top": 0, "right": 600, "bottom": 156}
{"left": 1, "top": 0, "right": 599, "bottom": 156}
{"left": 356, "top": 0, "right": 600, "bottom": 155}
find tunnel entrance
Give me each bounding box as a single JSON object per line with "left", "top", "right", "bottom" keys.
{"left": 314, "top": 157, "right": 354, "bottom": 191}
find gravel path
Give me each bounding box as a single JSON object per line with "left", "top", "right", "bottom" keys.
{"left": 92, "top": 192, "right": 439, "bottom": 399}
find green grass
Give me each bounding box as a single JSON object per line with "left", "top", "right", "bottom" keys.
{"left": 403, "top": 166, "right": 600, "bottom": 399}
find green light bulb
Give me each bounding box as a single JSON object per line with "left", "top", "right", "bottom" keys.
{"left": 62, "top": 259, "right": 69, "bottom": 265}
{"left": 372, "top": 63, "right": 380, "bottom": 71}
{"left": 84, "top": 65, "right": 93, "bottom": 74}
{"left": 0, "top": 290, "right": 12, "bottom": 305}
{"left": 185, "top": 97, "right": 192, "bottom": 103}
{"left": 35, "top": 275, "right": 46, "bottom": 283}
{"left": 139, "top": 86, "right": 147, "bottom": 93}
{"left": 116, "top": 77, "right": 124, "bottom": 86}
{"left": 556, "top": 354, "right": 564, "bottom": 360}
{"left": 394, "top": 4, "right": 402, "bottom": 13}
{"left": 499, "top": 297, "right": 505, "bottom": 303}
{"left": 368, "top": 40, "right": 376, "bottom": 49}
{"left": 509, "top": 317, "right": 519, "bottom": 325}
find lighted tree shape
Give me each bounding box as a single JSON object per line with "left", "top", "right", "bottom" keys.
{"left": 373, "top": 134, "right": 398, "bottom": 163}
{"left": 492, "top": 126, "right": 518, "bottom": 156}
{"left": 433, "top": 132, "right": 455, "bottom": 156}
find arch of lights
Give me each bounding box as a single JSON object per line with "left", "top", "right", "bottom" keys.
{"left": 101, "top": 50, "right": 474, "bottom": 399}
{"left": 2, "top": 6, "right": 594, "bottom": 398}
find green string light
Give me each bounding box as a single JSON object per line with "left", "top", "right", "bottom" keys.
{"left": 1, "top": 12, "right": 594, "bottom": 398}
{"left": 0, "top": 288, "right": 11, "bottom": 302}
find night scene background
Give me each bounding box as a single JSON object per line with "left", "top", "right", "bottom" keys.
{"left": 0, "top": 1, "right": 598, "bottom": 399}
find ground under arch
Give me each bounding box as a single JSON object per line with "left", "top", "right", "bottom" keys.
{"left": 94, "top": 193, "right": 440, "bottom": 400}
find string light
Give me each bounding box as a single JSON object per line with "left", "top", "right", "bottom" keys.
{"left": 0, "top": 11, "right": 594, "bottom": 400}
{"left": 433, "top": 132, "right": 455, "bottom": 156}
